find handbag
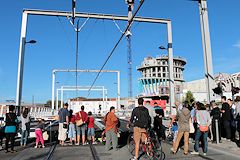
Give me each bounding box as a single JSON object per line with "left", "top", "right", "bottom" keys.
{"left": 199, "top": 111, "right": 209, "bottom": 132}
{"left": 43, "top": 131, "right": 49, "bottom": 141}
{"left": 76, "top": 112, "right": 84, "bottom": 127}
{"left": 189, "top": 119, "right": 195, "bottom": 133}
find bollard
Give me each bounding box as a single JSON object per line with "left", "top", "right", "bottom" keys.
{"left": 50, "top": 121, "right": 52, "bottom": 144}
{"left": 215, "top": 119, "right": 219, "bottom": 144}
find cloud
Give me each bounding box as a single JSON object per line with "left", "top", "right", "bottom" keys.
{"left": 233, "top": 41, "right": 240, "bottom": 48}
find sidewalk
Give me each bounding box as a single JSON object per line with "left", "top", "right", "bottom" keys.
{"left": 208, "top": 139, "right": 240, "bottom": 157}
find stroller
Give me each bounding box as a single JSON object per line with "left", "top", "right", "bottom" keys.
{"left": 166, "top": 122, "right": 178, "bottom": 142}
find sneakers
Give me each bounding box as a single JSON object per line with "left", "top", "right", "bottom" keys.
{"left": 190, "top": 151, "right": 199, "bottom": 155}
{"left": 75, "top": 143, "right": 79, "bottom": 146}
{"left": 130, "top": 156, "right": 137, "bottom": 160}
{"left": 203, "top": 153, "right": 207, "bottom": 156}
{"left": 42, "top": 146, "right": 45, "bottom": 148}
{"left": 92, "top": 142, "right": 97, "bottom": 145}
{"left": 34, "top": 146, "right": 38, "bottom": 148}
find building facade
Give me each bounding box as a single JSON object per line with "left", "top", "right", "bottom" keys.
{"left": 137, "top": 55, "right": 186, "bottom": 99}
{"left": 183, "top": 72, "right": 240, "bottom": 102}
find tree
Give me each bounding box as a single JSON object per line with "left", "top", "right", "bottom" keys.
{"left": 45, "top": 100, "right": 61, "bottom": 108}
{"left": 184, "top": 91, "right": 195, "bottom": 105}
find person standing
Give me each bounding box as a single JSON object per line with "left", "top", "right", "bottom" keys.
{"left": 210, "top": 101, "right": 221, "bottom": 143}
{"left": 5, "top": 105, "right": 18, "bottom": 153}
{"left": 75, "top": 105, "right": 88, "bottom": 145}
{"left": 228, "top": 99, "right": 236, "bottom": 141}
{"left": 129, "top": 98, "right": 151, "bottom": 160}
{"left": 104, "top": 106, "right": 119, "bottom": 151}
{"left": 87, "top": 111, "right": 97, "bottom": 144}
{"left": 145, "top": 100, "right": 156, "bottom": 128}
{"left": 235, "top": 96, "right": 240, "bottom": 142}
{"left": 34, "top": 119, "right": 45, "bottom": 148}
{"left": 68, "top": 109, "right": 76, "bottom": 145}
{"left": 191, "top": 103, "right": 211, "bottom": 156}
{"left": 221, "top": 96, "right": 231, "bottom": 141}
{"left": 58, "top": 103, "right": 69, "bottom": 146}
{"left": 153, "top": 102, "right": 165, "bottom": 140}
{"left": 20, "top": 108, "right": 30, "bottom": 147}
{"left": 172, "top": 103, "right": 191, "bottom": 155}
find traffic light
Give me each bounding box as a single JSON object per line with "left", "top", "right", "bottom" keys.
{"left": 232, "top": 87, "right": 240, "bottom": 95}
{"left": 212, "top": 84, "right": 222, "bottom": 95}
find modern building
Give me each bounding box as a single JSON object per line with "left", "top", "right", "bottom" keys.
{"left": 137, "top": 55, "right": 186, "bottom": 100}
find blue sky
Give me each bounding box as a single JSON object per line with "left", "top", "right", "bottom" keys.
{"left": 0, "top": 0, "right": 240, "bottom": 103}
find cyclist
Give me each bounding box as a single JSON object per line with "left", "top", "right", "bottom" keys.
{"left": 129, "top": 98, "right": 151, "bottom": 160}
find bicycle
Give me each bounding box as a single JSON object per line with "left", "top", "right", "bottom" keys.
{"left": 127, "top": 129, "right": 165, "bottom": 160}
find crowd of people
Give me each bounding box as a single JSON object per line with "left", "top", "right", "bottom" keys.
{"left": 169, "top": 95, "right": 240, "bottom": 156}
{"left": 2, "top": 95, "right": 240, "bottom": 159}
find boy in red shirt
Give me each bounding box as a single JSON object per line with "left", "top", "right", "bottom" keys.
{"left": 87, "top": 112, "right": 96, "bottom": 144}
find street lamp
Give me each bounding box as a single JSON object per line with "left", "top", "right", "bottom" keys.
{"left": 16, "top": 39, "right": 37, "bottom": 108}
{"left": 26, "top": 40, "right": 37, "bottom": 44}
{"left": 159, "top": 46, "right": 167, "bottom": 50}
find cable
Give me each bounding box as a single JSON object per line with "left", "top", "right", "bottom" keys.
{"left": 76, "top": 20, "right": 80, "bottom": 97}
{"left": 57, "top": 16, "right": 75, "bottom": 53}
{"left": 87, "top": 0, "right": 145, "bottom": 97}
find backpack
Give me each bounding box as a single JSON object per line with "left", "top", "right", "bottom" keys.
{"left": 133, "top": 107, "right": 150, "bottom": 129}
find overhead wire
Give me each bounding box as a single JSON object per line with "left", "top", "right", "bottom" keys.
{"left": 87, "top": 0, "right": 145, "bottom": 97}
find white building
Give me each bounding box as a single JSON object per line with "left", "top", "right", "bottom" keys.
{"left": 183, "top": 72, "right": 240, "bottom": 102}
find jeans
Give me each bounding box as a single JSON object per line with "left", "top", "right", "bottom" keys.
{"left": 68, "top": 123, "right": 76, "bottom": 138}
{"left": 21, "top": 130, "right": 28, "bottom": 145}
{"left": 194, "top": 129, "right": 208, "bottom": 153}
{"left": 106, "top": 129, "right": 118, "bottom": 150}
{"left": 76, "top": 124, "right": 87, "bottom": 136}
{"left": 87, "top": 128, "right": 95, "bottom": 137}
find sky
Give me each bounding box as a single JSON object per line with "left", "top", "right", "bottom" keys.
{"left": 0, "top": 0, "right": 240, "bottom": 103}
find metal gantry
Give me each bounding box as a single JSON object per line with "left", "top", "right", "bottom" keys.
{"left": 51, "top": 69, "right": 120, "bottom": 111}
{"left": 198, "top": 0, "right": 215, "bottom": 103}
{"left": 16, "top": 9, "right": 175, "bottom": 113}
{"left": 56, "top": 86, "right": 107, "bottom": 110}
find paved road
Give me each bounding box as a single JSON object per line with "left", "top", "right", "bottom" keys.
{"left": 1, "top": 140, "right": 240, "bottom": 160}
{"left": 1, "top": 118, "right": 239, "bottom": 160}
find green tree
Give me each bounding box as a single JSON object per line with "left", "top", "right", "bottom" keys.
{"left": 184, "top": 91, "right": 195, "bottom": 105}
{"left": 45, "top": 100, "right": 61, "bottom": 108}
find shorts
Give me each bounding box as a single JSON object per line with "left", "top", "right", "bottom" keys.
{"left": 87, "top": 128, "right": 95, "bottom": 137}
{"left": 76, "top": 124, "right": 87, "bottom": 136}
{"left": 58, "top": 123, "right": 67, "bottom": 141}
{"left": 133, "top": 127, "right": 147, "bottom": 145}
{"left": 68, "top": 123, "right": 76, "bottom": 138}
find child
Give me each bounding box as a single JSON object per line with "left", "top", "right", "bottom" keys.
{"left": 68, "top": 110, "right": 76, "bottom": 145}
{"left": 87, "top": 112, "right": 96, "bottom": 144}
{"left": 35, "top": 119, "right": 45, "bottom": 148}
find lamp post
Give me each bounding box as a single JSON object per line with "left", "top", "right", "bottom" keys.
{"left": 159, "top": 45, "right": 174, "bottom": 114}
{"left": 16, "top": 39, "right": 37, "bottom": 108}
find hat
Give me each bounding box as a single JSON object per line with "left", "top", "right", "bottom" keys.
{"left": 235, "top": 96, "right": 240, "bottom": 102}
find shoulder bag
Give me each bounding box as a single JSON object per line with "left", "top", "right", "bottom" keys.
{"left": 76, "top": 112, "right": 84, "bottom": 127}
{"left": 199, "top": 111, "right": 209, "bottom": 132}
{"left": 189, "top": 118, "right": 195, "bottom": 133}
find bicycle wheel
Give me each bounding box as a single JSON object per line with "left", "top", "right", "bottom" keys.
{"left": 127, "top": 132, "right": 135, "bottom": 156}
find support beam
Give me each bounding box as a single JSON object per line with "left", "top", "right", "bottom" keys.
{"left": 51, "top": 69, "right": 120, "bottom": 111}
{"left": 167, "top": 21, "right": 175, "bottom": 113}
{"left": 198, "top": 0, "right": 215, "bottom": 103}
{"left": 16, "top": 9, "right": 172, "bottom": 112}
{"left": 24, "top": 9, "right": 170, "bottom": 24}
{"left": 16, "top": 12, "right": 28, "bottom": 107}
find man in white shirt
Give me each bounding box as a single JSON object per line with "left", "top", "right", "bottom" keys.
{"left": 145, "top": 101, "right": 156, "bottom": 128}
